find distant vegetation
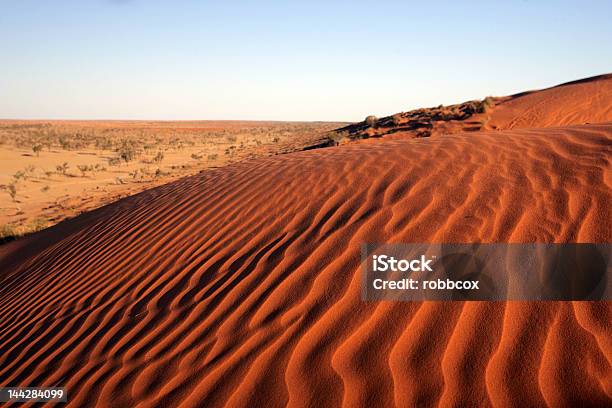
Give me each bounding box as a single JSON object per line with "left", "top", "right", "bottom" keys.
{"left": 0, "top": 121, "right": 342, "bottom": 155}
{"left": 331, "top": 96, "right": 499, "bottom": 141}
{"left": 0, "top": 120, "right": 344, "bottom": 242}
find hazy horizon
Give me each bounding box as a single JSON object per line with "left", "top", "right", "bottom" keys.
{"left": 2, "top": 0, "right": 611, "bottom": 122}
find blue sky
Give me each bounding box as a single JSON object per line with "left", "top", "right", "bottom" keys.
{"left": 1, "top": 0, "right": 610, "bottom": 121}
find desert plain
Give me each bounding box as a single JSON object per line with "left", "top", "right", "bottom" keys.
{"left": 0, "top": 120, "right": 341, "bottom": 240}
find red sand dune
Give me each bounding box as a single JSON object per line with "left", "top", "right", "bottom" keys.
{"left": 0, "top": 76, "right": 611, "bottom": 407}
{"left": 488, "top": 74, "right": 612, "bottom": 130}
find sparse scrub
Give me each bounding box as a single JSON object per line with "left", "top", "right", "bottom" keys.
{"left": 0, "top": 217, "right": 50, "bottom": 241}
{"left": 29, "top": 217, "right": 49, "bottom": 232}
{"left": 107, "top": 157, "right": 121, "bottom": 166}
{"left": 0, "top": 120, "right": 344, "bottom": 236}
{"left": 77, "top": 164, "right": 94, "bottom": 177}
{"left": 117, "top": 140, "right": 138, "bottom": 163}
{"left": 94, "top": 137, "right": 114, "bottom": 150}
{"left": 153, "top": 150, "right": 164, "bottom": 163}
{"left": 0, "top": 223, "right": 17, "bottom": 242}
{"left": 56, "top": 162, "right": 69, "bottom": 175}
{"left": 59, "top": 136, "right": 72, "bottom": 150}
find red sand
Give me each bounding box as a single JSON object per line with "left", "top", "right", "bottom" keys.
{"left": 0, "top": 76, "right": 611, "bottom": 407}
{"left": 489, "top": 74, "right": 612, "bottom": 130}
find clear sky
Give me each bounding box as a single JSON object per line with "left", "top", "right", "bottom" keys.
{"left": 1, "top": 0, "right": 610, "bottom": 121}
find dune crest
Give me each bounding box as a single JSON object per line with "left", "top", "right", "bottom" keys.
{"left": 488, "top": 74, "right": 612, "bottom": 130}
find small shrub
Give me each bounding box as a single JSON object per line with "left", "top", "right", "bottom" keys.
{"left": 7, "top": 183, "right": 17, "bottom": 201}
{"left": 365, "top": 115, "right": 378, "bottom": 127}
{"left": 77, "top": 164, "right": 92, "bottom": 177}
{"left": 153, "top": 150, "right": 165, "bottom": 163}
{"left": 119, "top": 147, "right": 136, "bottom": 162}
{"left": 117, "top": 140, "right": 137, "bottom": 163}
{"left": 32, "top": 143, "right": 43, "bottom": 156}
{"left": 56, "top": 162, "right": 69, "bottom": 175}
{"left": 13, "top": 170, "right": 27, "bottom": 182}
{"left": 59, "top": 136, "right": 72, "bottom": 150}
{"left": 329, "top": 131, "right": 350, "bottom": 146}
{"left": 482, "top": 96, "right": 495, "bottom": 113}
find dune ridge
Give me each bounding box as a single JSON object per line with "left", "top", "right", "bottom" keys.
{"left": 489, "top": 74, "right": 612, "bottom": 130}
{"left": 0, "top": 118, "right": 611, "bottom": 406}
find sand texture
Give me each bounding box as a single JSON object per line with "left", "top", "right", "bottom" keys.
{"left": 0, "top": 76, "right": 611, "bottom": 407}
